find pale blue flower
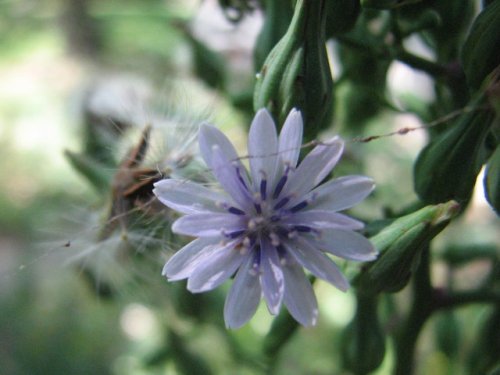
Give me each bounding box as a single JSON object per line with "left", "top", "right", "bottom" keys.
{"left": 153, "top": 108, "right": 376, "bottom": 328}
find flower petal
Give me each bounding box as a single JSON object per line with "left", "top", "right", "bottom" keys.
{"left": 308, "top": 175, "right": 375, "bottom": 212}
{"left": 172, "top": 213, "right": 245, "bottom": 237}
{"left": 279, "top": 109, "right": 303, "bottom": 168}
{"left": 282, "top": 210, "right": 364, "bottom": 230}
{"left": 153, "top": 179, "right": 226, "bottom": 214}
{"left": 198, "top": 123, "right": 239, "bottom": 168}
{"left": 224, "top": 253, "right": 262, "bottom": 329}
{"left": 285, "top": 137, "right": 344, "bottom": 198}
{"left": 316, "top": 229, "right": 377, "bottom": 261}
{"left": 248, "top": 109, "right": 279, "bottom": 192}
{"left": 284, "top": 238, "right": 350, "bottom": 291}
{"left": 259, "top": 238, "right": 284, "bottom": 315}
{"left": 282, "top": 258, "right": 318, "bottom": 326}
{"left": 210, "top": 145, "right": 253, "bottom": 211}
{"left": 162, "top": 237, "right": 221, "bottom": 281}
{"left": 187, "top": 242, "right": 245, "bottom": 292}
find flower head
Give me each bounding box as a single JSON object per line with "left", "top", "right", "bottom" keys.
{"left": 153, "top": 108, "right": 376, "bottom": 328}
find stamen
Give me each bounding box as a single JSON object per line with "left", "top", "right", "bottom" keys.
{"left": 273, "top": 167, "right": 289, "bottom": 199}
{"left": 228, "top": 206, "right": 245, "bottom": 215}
{"left": 269, "top": 232, "right": 280, "bottom": 247}
{"left": 276, "top": 245, "right": 287, "bottom": 265}
{"left": 273, "top": 196, "right": 290, "bottom": 210}
{"left": 254, "top": 203, "right": 262, "bottom": 214}
{"left": 238, "top": 245, "right": 249, "bottom": 255}
{"left": 289, "top": 200, "right": 308, "bottom": 213}
{"left": 260, "top": 200, "right": 269, "bottom": 211}
{"left": 276, "top": 245, "right": 287, "bottom": 257}
{"left": 248, "top": 219, "right": 257, "bottom": 230}
{"left": 235, "top": 166, "right": 249, "bottom": 190}
{"left": 249, "top": 265, "right": 259, "bottom": 276}
{"left": 224, "top": 230, "right": 245, "bottom": 239}
{"left": 242, "top": 236, "right": 251, "bottom": 248}
{"left": 294, "top": 225, "right": 312, "bottom": 232}
{"left": 275, "top": 226, "right": 290, "bottom": 237}
{"left": 249, "top": 251, "right": 261, "bottom": 275}
{"left": 260, "top": 179, "right": 267, "bottom": 200}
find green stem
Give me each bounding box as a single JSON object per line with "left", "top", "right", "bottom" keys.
{"left": 395, "top": 49, "right": 451, "bottom": 78}
{"left": 394, "top": 246, "right": 433, "bottom": 375}
{"left": 263, "top": 310, "right": 300, "bottom": 375}
{"left": 436, "top": 289, "right": 500, "bottom": 310}
{"left": 393, "top": 247, "right": 499, "bottom": 375}
{"left": 224, "top": 331, "right": 267, "bottom": 373}
{"left": 262, "top": 277, "right": 316, "bottom": 373}
{"left": 337, "top": 36, "right": 451, "bottom": 79}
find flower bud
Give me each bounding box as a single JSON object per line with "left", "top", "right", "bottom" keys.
{"left": 484, "top": 76, "right": 500, "bottom": 213}
{"left": 484, "top": 144, "right": 500, "bottom": 214}
{"left": 355, "top": 201, "right": 460, "bottom": 295}
{"left": 254, "top": 0, "right": 334, "bottom": 140}
{"left": 461, "top": 0, "right": 500, "bottom": 90}
{"left": 414, "top": 92, "right": 495, "bottom": 205}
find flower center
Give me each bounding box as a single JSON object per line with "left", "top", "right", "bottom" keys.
{"left": 225, "top": 167, "right": 312, "bottom": 247}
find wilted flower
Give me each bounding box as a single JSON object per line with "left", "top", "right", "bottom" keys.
{"left": 63, "top": 83, "right": 203, "bottom": 294}
{"left": 154, "top": 108, "right": 376, "bottom": 328}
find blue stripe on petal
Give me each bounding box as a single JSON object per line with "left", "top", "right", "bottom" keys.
{"left": 289, "top": 200, "right": 308, "bottom": 213}
{"left": 227, "top": 206, "right": 246, "bottom": 215}
{"left": 224, "top": 253, "right": 262, "bottom": 329}
{"left": 273, "top": 172, "right": 288, "bottom": 199}
{"left": 273, "top": 196, "right": 290, "bottom": 210}
{"left": 260, "top": 179, "right": 267, "bottom": 200}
